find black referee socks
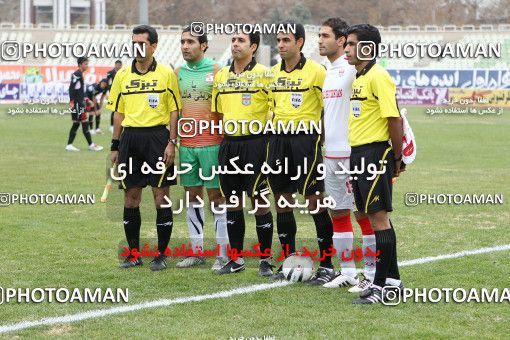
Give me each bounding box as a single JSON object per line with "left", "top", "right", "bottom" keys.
{"left": 312, "top": 210, "right": 334, "bottom": 269}
{"left": 123, "top": 207, "right": 141, "bottom": 252}
{"left": 388, "top": 220, "right": 401, "bottom": 280}
{"left": 255, "top": 212, "right": 274, "bottom": 259}
{"left": 227, "top": 210, "right": 246, "bottom": 257}
{"left": 156, "top": 208, "right": 173, "bottom": 255}
{"left": 374, "top": 228, "right": 396, "bottom": 287}
{"left": 276, "top": 211, "right": 297, "bottom": 256}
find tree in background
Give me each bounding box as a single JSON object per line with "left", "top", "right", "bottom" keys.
{"left": 2, "top": 0, "right": 509, "bottom": 27}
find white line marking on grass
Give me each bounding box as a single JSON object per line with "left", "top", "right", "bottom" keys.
{"left": 0, "top": 281, "right": 291, "bottom": 334}
{"left": 398, "top": 243, "right": 510, "bottom": 267}
{"left": 1, "top": 243, "right": 510, "bottom": 334}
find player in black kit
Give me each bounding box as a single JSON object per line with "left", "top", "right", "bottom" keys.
{"left": 65, "top": 57, "right": 103, "bottom": 152}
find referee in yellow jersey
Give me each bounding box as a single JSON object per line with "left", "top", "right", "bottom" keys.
{"left": 344, "top": 24, "right": 405, "bottom": 304}
{"left": 268, "top": 21, "right": 336, "bottom": 285}
{"left": 211, "top": 30, "right": 275, "bottom": 276}
{"left": 107, "top": 25, "right": 182, "bottom": 271}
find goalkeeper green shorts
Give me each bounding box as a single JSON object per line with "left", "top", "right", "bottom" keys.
{"left": 179, "top": 144, "right": 220, "bottom": 189}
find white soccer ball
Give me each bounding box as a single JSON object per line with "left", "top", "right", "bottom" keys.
{"left": 281, "top": 255, "right": 315, "bottom": 282}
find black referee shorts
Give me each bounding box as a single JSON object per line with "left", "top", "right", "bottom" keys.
{"left": 218, "top": 135, "right": 269, "bottom": 197}
{"left": 70, "top": 100, "right": 86, "bottom": 121}
{"left": 350, "top": 141, "right": 395, "bottom": 214}
{"left": 266, "top": 133, "right": 324, "bottom": 196}
{"left": 118, "top": 125, "right": 176, "bottom": 189}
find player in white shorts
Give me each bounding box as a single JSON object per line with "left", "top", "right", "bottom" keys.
{"left": 319, "top": 18, "right": 376, "bottom": 292}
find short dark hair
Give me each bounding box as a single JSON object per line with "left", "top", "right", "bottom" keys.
{"left": 115, "top": 60, "right": 122, "bottom": 65}
{"left": 322, "top": 17, "right": 349, "bottom": 40}
{"left": 100, "top": 78, "right": 108, "bottom": 84}
{"left": 346, "top": 24, "right": 381, "bottom": 58}
{"left": 132, "top": 24, "right": 158, "bottom": 44}
{"left": 77, "top": 57, "right": 88, "bottom": 65}
{"left": 248, "top": 31, "right": 260, "bottom": 53}
{"left": 182, "top": 25, "right": 208, "bottom": 52}
{"left": 238, "top": 25, "right": 260, "bottom": 53}
{"left": 278, "top": 20, "right": 305, "bottom": 51}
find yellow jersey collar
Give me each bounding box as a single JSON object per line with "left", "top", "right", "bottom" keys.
{"left": 131, "top": 58, "right": 158, "bottom": 75}
{"left": 280, "top": 52, "right": 306, "bottom": 73}
{"left": 229, "top": 57, "right": 257, "bottom": 74}
{"left": 356, "top": 59, "right": 376, "bottom": 78}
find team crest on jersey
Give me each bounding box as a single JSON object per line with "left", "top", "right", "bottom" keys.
{"left": 148, "top": 93, "right": 160, "bottom": 108}
{"left": 242, "top": 93, "right": 251, "bottom": 106}
{"left": 291, "top": 93, "right": 303, "bottom": 108}
{"left": 338, "top": 67, "right": 345, "bottom": 77}
{"left": 205, "top": 72, "right": 214, "bottom": 83}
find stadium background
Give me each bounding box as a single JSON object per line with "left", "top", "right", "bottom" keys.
{"left": 0, "top": 0, "right": 509, "bottom": 338}
{"left": 1, "top": 0, "right": 509, "bottom": 106}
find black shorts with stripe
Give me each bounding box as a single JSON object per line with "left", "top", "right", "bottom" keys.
{"left": 218, "top": 135, "right": 269, "bottom": 197}
{"left": 70, "top": 101, "right": 86, "bottom": 121}
{"left": 350, "top": 141, "right": 395, "bottom": 214}
{"left": 118, "top": 125, "right": 176, "bottom": 189}
{"left": 266, "top": 133, "right": 324, "bottom": 196}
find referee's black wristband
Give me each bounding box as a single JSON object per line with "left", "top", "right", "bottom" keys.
{"left": 111, "top": 139, "right": 120, "bottom": 151}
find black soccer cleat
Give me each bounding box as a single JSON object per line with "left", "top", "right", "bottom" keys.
{"left": 304, "top": 267, "right": 335, "bottom": 285}
{"left": 120, "top": 256, "right": 143, "bottom": 268}
{"left": 258, "top": 259, "right": 275, "bottom": 277}
{"left": 216, "top": 260, "right": 245, "bottom": 275}
{"left": 353, "top": 286, "right": 383, "bottom": 304}
{"left": 150, "top": 254, "right": 167, "bottom": 271}
{"left": 383, "top": 281, "right": 405, "bottom": 299}
{"left": 269, "top": 265, "right": 284, "bottom": 282}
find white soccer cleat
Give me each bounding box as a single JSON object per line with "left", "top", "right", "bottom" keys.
{"left": 348, "top": 278, "right": 373, "bottom": 293}
{"left": 95, "top": 128, "right": 104, "bottom": 135}
{"left": 211, "top": 256, "right": 228, "bottom": 272}
{"left": 175, "top": 256, "right": 205, "bottom": 268}
{"left": 89, "top": 128, "right": 96, "bottom": 135}
{"left": 323, "top": 273, "right": 359, "bottom": 288}
{"left": 88, "top": 143, "right": 104, "bottom": 151}
{"left": 65, "top": 144, "right": 80, "bottom": 152}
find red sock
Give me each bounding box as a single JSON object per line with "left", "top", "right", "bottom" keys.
{"left": 333, "top": 214, "right": 353, "bottom": 233}
{"left": 357, "top": 216, "right": 374, "bottom": 235}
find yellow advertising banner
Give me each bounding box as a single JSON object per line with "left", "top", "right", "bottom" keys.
{"left": 448, "top": 88, "right": 510, "bottom": 107}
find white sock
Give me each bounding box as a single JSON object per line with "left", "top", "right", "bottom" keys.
{"left": 214, "top": 211, "right": 229, "bottom": 259}
{"left": 186, "top": 203, "right": 204, "bottom": 253}
{"left": 386, "top": 278, "right": 402, "bottom": 286}
{"left": 362, "top": 234, "right": 376, "bottom": 281}
{"left": 333, "top": 231, "right": 357, "bottom": 278}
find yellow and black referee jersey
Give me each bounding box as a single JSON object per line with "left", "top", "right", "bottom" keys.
{"left": 348, "top": 60, "right": 400, "bottom": 147}
{"left": 268, "top": 53, "right": 326, "bottom": 129}
{"left": 211, "top": 57, "right": 270, "bottom": 137}
{"left": 106, "top": 58, "right": 181, "bottom": 127}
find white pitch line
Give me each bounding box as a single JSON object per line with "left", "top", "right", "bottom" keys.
{"left": 0, "top": 281, "right": 292, "bottom": 334}
{"left": 398, "top": 243, "right": 510, "bottom": 267}
{"left": 1, "top": 243, "right": 510, "bottom": 334}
